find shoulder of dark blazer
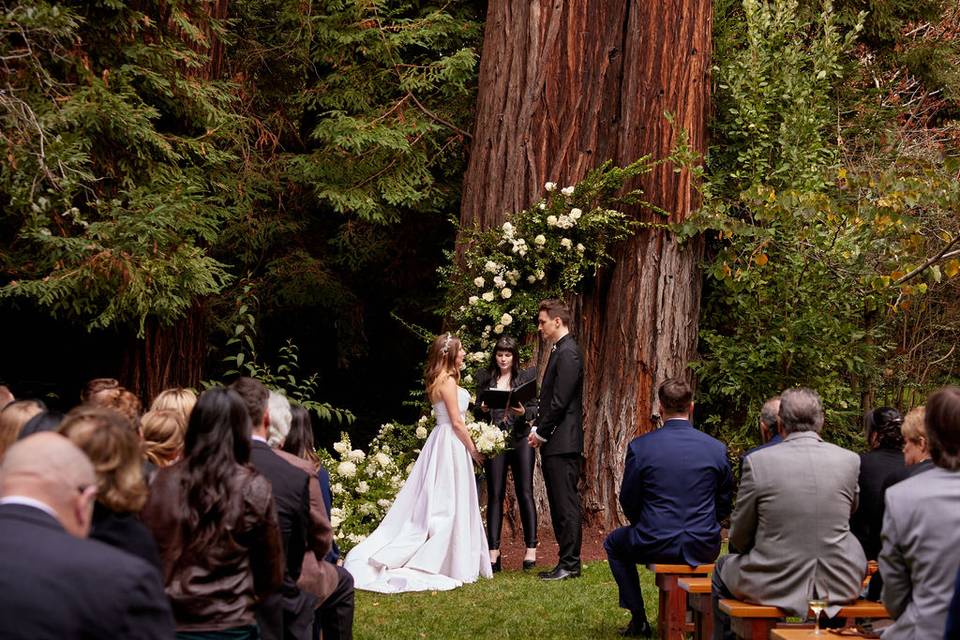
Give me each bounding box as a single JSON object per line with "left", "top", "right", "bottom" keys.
{"left": 514, "top": 367, "right": 538, "bottom": 388}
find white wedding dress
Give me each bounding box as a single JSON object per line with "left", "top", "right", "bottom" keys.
{"left": 343, "top": 386, "right": 492, "bottom": 593}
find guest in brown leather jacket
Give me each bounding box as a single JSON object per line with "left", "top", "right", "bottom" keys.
{"left": 142, "top": 387, "right": 284, "bottom": 639}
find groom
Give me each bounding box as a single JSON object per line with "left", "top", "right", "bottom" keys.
{"left": 528, "top": 298, "right": 584, "bottom": 581}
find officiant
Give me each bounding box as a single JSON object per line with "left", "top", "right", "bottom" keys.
{"left": 475, "top": 335, "right": 539, "bottom": 573}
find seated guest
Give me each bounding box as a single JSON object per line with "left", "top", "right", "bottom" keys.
{"left": 713, "top": 388, "right": 866, "bottom": 639}
{"left": 105, "top": 388, "right": 144, "bottom": 432}
{"left": 142, "top": 387, "right": 285, "bottom": 639}
{"left": 283, "top": 405, "right": 340, "bottom": 563}
{"left": 880, "top": 386, "right": 960, "bottom": 639}
{"left": 232, "top": 379, "right": 353, "bottom": 640}
{"left": 605, "top": 378, "right": 733, "bottom": 637}
{"left": 59, "top": 405, "right": 161, "bottom": 570}
{"left": 16, "top": 410, "right": 64, "bottom": 439}
{"left": 0, "top": 433, "right": 174, "bottom": 639}
{"left": 141, "top": 409, "right": 186, "bottom": 477}
{"left": 851, "top": 407, "right": 905, "bottom": 562}
{"left": 742, "top": 395, "right": 781, "bottom": 459}
{"left": 80, "top": 377, "right": 121, "bottom": 404}
{"left": 150, "top": 387, "right": 197, "bottom": 426}
{"left": 0, "top": 399, "right": 45, "bottom": 461}
{"left": 885, "top": 406, "right": 933, "bottom": 486}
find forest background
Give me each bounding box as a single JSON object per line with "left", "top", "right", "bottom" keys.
{"left": 2, "top": 0, "right": 960, "bottom": 528}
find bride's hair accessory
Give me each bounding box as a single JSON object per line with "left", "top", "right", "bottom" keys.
{"left": 440, "top": 332, "right": 453, "bottom": 356}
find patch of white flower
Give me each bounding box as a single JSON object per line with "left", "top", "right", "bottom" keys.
{"left": 357, "top": 481, "right": 369, "bottom": 494}
{"left": 474, "top": 276, "right": 485, "bottom": 288}
{"left": 544, "top": 182, "right": 556, "bottom": 192}
{"left": 336, "top": 461, "right": 357, "bottom": 478}
{"left": 492, "top": 275, "right": 505, "bottom": 288}
{"left": 416, "top": 425, "right": 428, "bottom": 439}
{"left": 501, "top": 222, "right": 514, "bottom": 238}
{"left": 500, "top": 287, "right": 512, "bottom": 299}
{"left": 374, "top": 452, "right": 391, "bottom": 468}
{"left": 561, "top": 186, "right": 575, "bottom": 196}
{"left": 468, "top": 295, "right": 479, "bottom": 305}
{"left": 527, "top": 275, "right": 537, "bottom": 283}
{"left": 348, "top": 449, "right": 365, "bottom": 462}
{"left": 467, "top": 421, "right": 508, "bottom": 456}
{"left": 577, "top": 243, "right": 586, "bottom": 253}
{"left": 333, "top": 441, "right": 349, "bottom": 455}
{"left": 547, "top": 215, "right": 558, "bottom": 227}
{"left": 534, "top": 234, "right": 546, "bottom": 246}
{"left": 484, "top": 260, "right": 499, "bottom": 273}
{"left": 560, "top": 238, "right": 573, "bottom": 249}
{"left": 500, "top": 313, "right": 513, "bottom": 326}
{"left": 494, "top": 324, "right": 504, "bottom": 334}
{"left": 570, "top": 208, "right": 583, "bottom": 220}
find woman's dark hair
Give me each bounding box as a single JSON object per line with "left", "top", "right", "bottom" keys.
{"left": 17, "top": 411, "right": 65, "bottom": 440}
{"left": 282, "top": 405, "right": 315, "bottom": 460}
{"left": 179, "top": 387, "right": 252, "bottom": 562}
{"left": 485, "top": 335, "right": 521, "bottom": 384}
{"left": 865, "top": 407, "right": 904, "bottom": 451}
{"left": 925, "top": 386, "right": 960, "bottom": 471}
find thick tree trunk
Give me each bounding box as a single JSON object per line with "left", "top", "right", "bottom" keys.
{"left": 121, "top": 307, "right": 207, "bottom": 403}
{"left": 460, "top": 0, "right": 710, "bottom": 531}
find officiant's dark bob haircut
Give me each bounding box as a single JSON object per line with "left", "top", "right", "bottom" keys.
{"left": 487, "top": 336, "right": 521, "bottom": 382}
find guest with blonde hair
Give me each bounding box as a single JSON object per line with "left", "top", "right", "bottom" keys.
{"left": 0, "top": 399, "right": 45, "bottom": 461}
{"left": 141, "top": 409, "right": 185, "bottom": 469}
{"left": 59, "top": 406, "right": 160, "bottom": 570}
{"left": 150, "top": 387, "right": 197, "bottom": 426}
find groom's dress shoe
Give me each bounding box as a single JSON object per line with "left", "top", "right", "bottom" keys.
{"left": 619, "top": 619, "right": 652, "bottom": 638}
{"left": 537, "top": 566, "right": 581, "bottom": 581}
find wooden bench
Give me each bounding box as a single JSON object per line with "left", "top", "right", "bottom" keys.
{"left": 678, "top": 576, "right": 713, "bottom": 640}
{"left": 719, "top": 598, "right": 891, "bottom": 640}
{"left": 646, "top": 563, "right": 714, "bottom": 640}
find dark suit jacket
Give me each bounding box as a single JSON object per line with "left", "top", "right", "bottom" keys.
{"left": 475, "top": 366, "right": 538, "bottom": 440}
{"left": 619, "top": 419, "right": 733, "bottom": 565}
{"left": 851, "top": 448, "right": 905, "bottom": 560}
{"left": 535, "top": 334, "right": 583, "bottom": 456}
{"left": 0, "top": 503, "right": 175, "bottom": 639}
{"left": 90, "top": 502, "right": 163, "bottom": 571}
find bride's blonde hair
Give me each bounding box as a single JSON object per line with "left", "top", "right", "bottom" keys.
{"left": 425, "top": 333, "right": 462, "bottom": 401}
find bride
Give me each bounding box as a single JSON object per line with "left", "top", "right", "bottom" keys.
{"left": 343, "top": 333, "right": 493, "bottom": 593}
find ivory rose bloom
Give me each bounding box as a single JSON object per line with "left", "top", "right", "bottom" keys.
{"left": 500, "top": 288, "right": 512, "bottom": 299}
{"left": 500, "top": 313, "right": 513, "bottom": 326}
{"left": 534, "top": 234, "right": 546, "bottom": 246}
{"left": 547, "top": 215, "right": 558, "bottom": 227}
{"left": 416, "top": 426, "right": 428, "bottom": 439}
{"left": 570, "top": 207, "right": 583, "bottom": 219}
{"left": 544, "top": 182, "right": 556, "bottom": 192}
{"left": 482, "top": 291, "right": 495, "bottom": 302}
{"left": 336, "top": 461, "right": 357, "bottom": 478}
{"left": 474, "top": 276, "right": 485, "bottom": 288}
{"left": 561, "top": 186, "right": 575, "bottom": 196}
{"left": 560, "top": 238, "right": 573, "bottom": 249}
{"left": 468, "top": 295, "right": 479, "bottom": 305}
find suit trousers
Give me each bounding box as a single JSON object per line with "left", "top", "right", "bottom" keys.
{"left": 604, "top": 526, "right": 682, "bottom": 618}
{"left": 311, "top": 565, "right": 355, "bottom": 640}
{"left": 541, "top": 452, "right": 582, "bottom": 571}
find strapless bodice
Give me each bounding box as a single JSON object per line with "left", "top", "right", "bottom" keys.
{"left": 433, "top": 386, "right": 470, "bottom": 425}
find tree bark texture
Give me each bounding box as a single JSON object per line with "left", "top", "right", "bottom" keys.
{"left": 461, "top": 0, "right": 710, "bottom": 531}
{"left": 121, "top": 307, "right": 207, "bottom": 403}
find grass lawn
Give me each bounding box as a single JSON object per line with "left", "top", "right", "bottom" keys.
{"left": 354, "top": 560, "right": 660, "bottom": 639}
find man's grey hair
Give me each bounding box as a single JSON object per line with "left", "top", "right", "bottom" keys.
{"left": 778, "top": 388, "right": 824, "bottom": 434}
{"left": 266, "top": 391, "right": 292, "bottom": 448}
{"left": 760, "top": 396, "right": 781, "bottom": 429}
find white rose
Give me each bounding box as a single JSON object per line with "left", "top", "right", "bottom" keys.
{"left": 558, "top": 215, "right": 572, "bottom": 228}
{"left": 502, "top": 222, "right": 514, "bottom": 237}
{"left": 468, "top": 295, "right": 479, "bottom": 305}
{"left": 494, "top": 324, "right": 504, "bottom": 334}
{"left": 536, "top": 269, "right": 545, "bottom": 280}
{"left": 570, "top": 207, "right": 582, "bottom": 219}
{"left": 482, "top": 291, "right": 495, "bottom": 302}
{"left": 501, "top": 313, "right": 513, "bottom": 326}
{"left": 331, "top": 483, "right": 343, "bottom": 495}
{"left": 418, "top": 415, "right": 428, "bottom": 424}
{"left": 374, "top": 452, "right": 391, "bottom": 467}
{"left": 560, "top": 238, "right": 573, "bottom": 249}
{"left": 507, "top": 269, "right": 520, "bottom": 283}
{"left": 561, "top": 186, "right": 575, "bottom": 196}
{"left": 501, "top": 288, "right": 512, "bottom": 299}
{"left": 348, "top": 449, "right": 366, "bottom": 462}
{"left": 378, "top": 499, "right": 392, "bottom": 508}
{"left": 538, "top": 202, "right": 547, "bottom": 210}
{"left": 330, "top": 514, "right": 342, "bottom": 528}
{"left": 463, "top": 374, "right": 473, "bottom": 384}
{"left": 333, "top": 441, "right": 349, "bottom": 454}
{"left": 544, "top": 182, "right": 556, "bottom": 192}
{"left": 357, "top": 481, "right": 369, "bottom": 494}
{"left": 527, "top": 275, "right": 537, "bottom": 283}
{"left": 474, "top": 276, "right": 485, "bottom": 287}
{"left": 416, "top": 426, "right": 428, "bottom": 439}
{"left": 547, "top": 215, "right": 558, "bottom": 227}
{"left": 485, "top": 260, "right": 499, "bottom": 273}
{"left": 534, "top": 234, "right": 546, "bottom": 246}
{"left": 493, "top": 275, "right": 505, "bottom": 288}
{"left": 577, "top": 243, "right": 586, "bottom": 252}
{"left": 337, "top": 461, "right": 357, "bottom": 478}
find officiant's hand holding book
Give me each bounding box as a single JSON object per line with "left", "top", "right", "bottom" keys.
{"left": 477, "top": 377, "right": 537, "bottom": 412}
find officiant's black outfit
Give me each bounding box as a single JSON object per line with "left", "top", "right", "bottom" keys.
{"left": 534, "top": 334, "right": 584, "bottom": 577}
{"left": 476, "top": 367, "right": 539, "bottom": 554}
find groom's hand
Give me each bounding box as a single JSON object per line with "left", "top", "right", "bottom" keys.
{"left": 528, "top": 433, "right": 541, "bottom": 448}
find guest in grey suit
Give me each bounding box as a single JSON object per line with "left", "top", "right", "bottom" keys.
{"left": 880, "top": 385, "right": 960, "bottom": 640}
{"left": 712, "top": 388, "right": 866, "bottom": 640}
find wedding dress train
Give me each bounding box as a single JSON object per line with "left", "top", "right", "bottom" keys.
{"left": 343, "top": 386, "right": 492, "bottom": 593}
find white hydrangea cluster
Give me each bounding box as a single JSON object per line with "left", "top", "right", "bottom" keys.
{"left": 467, "top": 421, "right": 508, "bottom": 457}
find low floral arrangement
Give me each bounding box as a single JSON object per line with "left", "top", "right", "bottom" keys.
{"left": 317, "top": 415, "right": 433, "bottom": 552}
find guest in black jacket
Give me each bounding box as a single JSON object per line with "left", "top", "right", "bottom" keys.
{"left": 59, "top": 405, "right": 162, "bottom": 571}
{"left": 232, "top": 377, "right": 353, "bottom": 640}
{"left": 0, "top": 432, "right": 174, "bottom": 639}
{"left": 851, "top": 407, "right": 905, "bottom": 561}
{"left": 475, "top": 335, "right": 539, "bottom": 572}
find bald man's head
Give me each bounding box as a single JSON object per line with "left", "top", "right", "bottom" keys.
{"left": 0, "top": 433, "right": 98, "bottom": 537}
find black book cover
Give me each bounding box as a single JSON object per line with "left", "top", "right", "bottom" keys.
{"left": 477, "top": 377, "right": 537, "bottom": 411}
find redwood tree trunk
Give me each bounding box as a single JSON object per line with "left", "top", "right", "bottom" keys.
{"left": 460, "top": 0, "right": 711, "bottom": 530}
{"left": 121, "top": 307, "right": 207, "bottom": 402}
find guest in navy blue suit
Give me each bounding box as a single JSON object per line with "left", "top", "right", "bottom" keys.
{"left": 742, "top": 396, "right": 782, "bottom": 459}
{"left": 605, "top": 379, "right": 733, "bottom": 638}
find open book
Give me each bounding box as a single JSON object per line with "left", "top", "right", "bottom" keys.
{"left": 477, "top": 377, "right": 537, "bottom": 411}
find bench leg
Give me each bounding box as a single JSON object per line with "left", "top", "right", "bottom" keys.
{"left": 689, "top": 593, "right": 714, "bottom": 640}
{"left": 730, "top": 617, "right": 777, "bottom": 640}
{"left": 655, "top": 574, "right": 689, "bottom": 640}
